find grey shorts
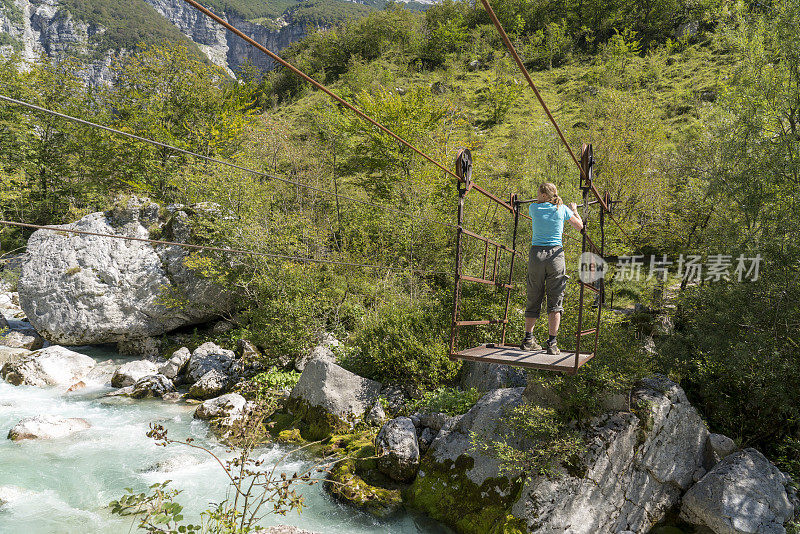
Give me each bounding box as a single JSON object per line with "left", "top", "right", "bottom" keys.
{"left": 525, "top": 245, "right": 567, "bottom": 318}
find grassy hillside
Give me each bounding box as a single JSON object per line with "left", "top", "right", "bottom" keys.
{"left": 205, "top": 0, "right": 378, "bottom": 23}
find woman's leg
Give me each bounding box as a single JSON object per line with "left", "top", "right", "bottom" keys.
{"left": 548, "top": 310, "right": 561, "bottom": 336}
{"left": 525, "top": 316, "right": 537, "bottom": 334}
{"left": 544, "top": 247, "right": 568, "bottom": 354}
{"left": 523, "top": 246, "right": 545, "bottom": 350}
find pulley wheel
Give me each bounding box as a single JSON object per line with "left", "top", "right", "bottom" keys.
{"left": 455, "top": 148, "right": 472, "bottom": 189}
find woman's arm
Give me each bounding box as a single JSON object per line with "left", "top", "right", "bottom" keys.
{"left": 567, "top": 202, "right": 584, "bottom": 231}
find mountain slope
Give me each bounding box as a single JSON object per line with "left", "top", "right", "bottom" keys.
{"left": 0, "top": 0, "right": 379, "bottom": 83}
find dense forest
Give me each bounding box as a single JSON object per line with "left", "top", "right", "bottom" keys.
{"left": 1, "top": 0, "right": 799, "bottom": 501}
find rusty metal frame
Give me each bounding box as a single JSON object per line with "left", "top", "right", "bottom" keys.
{"left": 449, "top": 144, "right": 616, "bottom": 375}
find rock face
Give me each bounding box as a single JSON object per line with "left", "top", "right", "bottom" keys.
{"left": 409, "top": 376, "right": 714, "bottom": 534}
{"left": 288, "top": 359, "right": 381, "bottom": 439}
{"left": 680, "top": 448, "right": 795, "bottom": 534}
{"left": 295, "top": 332, "right": 339, "bottom": 372}
{"left": 143, "top": 0, "right": 309, "bottom": 74}
{"left": 194, "top": 393, "right": 246, "bottom": 420}
{"left": 159, "top": 347, "right": 191, "bottom": 379}
{"left": 0, "top": 0, "right": 322, "bottom": 86}
{"left": 1, "top": 346, "right": 95, "bottom": 387}
{"left": 376, "top": 417, "right": 420, "bottom": 482}
{"left": 460, "top": 361, "right": 526, "bottom": 392}
{"left": 111, "top": 360, "right": 159, "bottom": 388}
{"left": 130, "top": 374, "right": 176, "bottom": 399}
{"left": 188, "top": 369, "right": 229, "bottom": 400}
{"left": 509, "top": 375, "right": 710, "bottom": 534}
{"left": 17, "top": 197, "right": 232, "bottom": 345}
{"left": 186, "top": 342, "right": 237, "bottom": 383}
{"left": 7, "top": 415, "right": 91, "bottom": 440}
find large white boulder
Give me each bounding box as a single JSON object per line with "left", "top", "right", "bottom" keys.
{"left": 17, "top": 197, "right": 232, "bottom": 345}
{"left": 111, "top": 360, "right": 159, "bottom": 388}
{"left": 194, "top": 393, "right": 247, "bottom": 420}
{"left": 7, "top": 415, "right": 91, "bottom": 440}
{"left": 680, "top": 448, "right": 795, "bottom": 534}
{"left": 1, "top": 346, "right": 95, "bottom": 387}
{"left": 288, "top": 359, "right": 381, "bottom": 439}
{"left": 186, "top": 342, "right": 237, "bottom": 384}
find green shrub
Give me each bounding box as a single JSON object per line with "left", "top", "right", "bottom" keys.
{"left": 341, "top": 299, "right": 460, "bottom": 391}
{"left": 472, "top": 403, "right": 585, "bottom": 479}
{"left": 250, "top": 369, "right": 302, "bottom": 396}
{"left": 405, "top": 387, "right": 482, "bottom": 416}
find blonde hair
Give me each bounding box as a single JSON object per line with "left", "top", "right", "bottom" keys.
{"left": 538, "top": 182, "right": 563, "bottom": 207}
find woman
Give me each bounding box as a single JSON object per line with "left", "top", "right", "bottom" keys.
{"left": 520, "top": 182, "right": 583, "bottom": 355}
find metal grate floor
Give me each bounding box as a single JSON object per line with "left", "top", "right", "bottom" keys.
{"left": 451, "top": 344, "right": 594, "bottom": 373}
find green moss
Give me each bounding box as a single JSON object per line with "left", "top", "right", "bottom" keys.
{"left": 285, "top": 397, "right": 351, "bottom": 441}
{"left": 277, "top": 428, "right": 303, "bottom": 443}
{"left": 266, "top": 410, "right": 302, "bottom": 438}
{"left": 325, "top": 450, "right": 403, "bottom": 518}
{"left": 405, "top": 455, "right": 523, "bottom": 534}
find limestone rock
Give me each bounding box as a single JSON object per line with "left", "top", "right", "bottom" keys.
{"left": 111, "top": 360, "right": 159, "bottom": 388}
{"left": 295, "top": 332, "right": 339, "bottom": 372}
{"left": 417, "top": 412, "right": 449, "bottom": 432}
{"left": 460, "top": 361, "right": 526, "bottom": 392}
{"left": 0, "top": 328, "right": 44, "bottom": 351}
{"left": 365, "top": 403, "right": 386, "bottom": 425}
{"left": 706, "top": 433, "right": 737, "bottom": 466}
{"left": 130, "top": 374, "right": 176, "bottom": 399}
{"left": 0, "top": 347, "right": 31, "bottom": 368}
{"left": 186, "top": 342, "right": 237, "bottom": 384}
{"left": 407, "top": 387, "right": 526, "bottom": 532}
{"left": 418, "top": 426, "right": 436, "bottom": 455}
{"left": 117, "top": 337, "right": 161, "bottom": 359}
{"left": 158, "top": 347, "right": 191, "bottom": 379}
{"left": 188, "top": 369, "right": 229, "bottom": 400}
{"left": 237, "top": 339, "right": 261, "bottom": 361}
{"left": 1, "top": 346, "right": 95, "bottom": 387}
{"left": 510, "top": 375, "right": 709, "bottom": 534}
{"left": 680, "top": 448, "right": 794, "bottom": 534}
{"left": 17, "top": 197, "right": 232, "bottom": 345}
{"left": 288, "top": 359, "right": 381, "bottom": 439}
{"left": 7, "top": 415, "right": 91, "bottom": 440}
{"left": 194, "top": 393, "right": 247, "bottom": 420}
{"left": 376, "top": 417, "right": 420, "bottom": 482}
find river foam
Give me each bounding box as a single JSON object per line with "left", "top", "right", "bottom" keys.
{"left": 0, "top": 347, "right": 450, "bottom": 534}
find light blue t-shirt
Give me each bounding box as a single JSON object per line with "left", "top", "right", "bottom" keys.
{"left": 529, "top": 202, "right": 574, "bottom": 246}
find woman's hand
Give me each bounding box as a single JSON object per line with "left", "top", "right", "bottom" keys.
{"left": 568, "top": 202, "right": 578, "bottom": 213}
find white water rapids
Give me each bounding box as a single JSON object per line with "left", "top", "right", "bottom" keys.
{"left": 0, "top": 347, "right": 449, "bottom": 534}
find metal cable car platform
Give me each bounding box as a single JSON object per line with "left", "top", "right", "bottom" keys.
{"left": 452, "top": 344, "right": 594, "bottom": 373}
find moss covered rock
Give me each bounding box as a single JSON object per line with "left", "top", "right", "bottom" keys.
{"left": 405, "top": 388, "right": 527, "bottom": 534}
{"left": 287, "top": 359, "right": 381, "bottom": 440}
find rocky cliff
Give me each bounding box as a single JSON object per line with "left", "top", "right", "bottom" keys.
{"left": 0, "top": 0, "right": 310, "bottom": 84}
{"left": 142, "top": 0, "right": 307, "bottom": 75}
